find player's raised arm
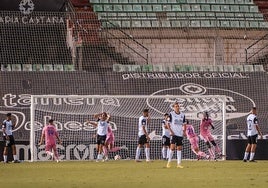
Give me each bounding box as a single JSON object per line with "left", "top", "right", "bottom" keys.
{"left": 87, "top": 120, "right": 98, "bottom": 127}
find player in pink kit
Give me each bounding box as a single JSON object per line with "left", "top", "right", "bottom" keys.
{"left": 200, "top": 112, "right": 222, "bottom": 160}
{"left": 103, "top": 125, "right": 128, "bottom": 160}
{"left": 185, "top": 120, "right": 209, "bottom": 160}
{"left": 39, "top": 119, "right": 62, "bottom": 162}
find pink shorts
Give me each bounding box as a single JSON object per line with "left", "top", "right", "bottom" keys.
{"left": 201, "top": 132, "right": 214, "bottom": 142}
{"left": 45, "top": 144, "right": 57, "bottom": 152}
{"left": 189, "top": 137, "right": 199, "bottom": 150}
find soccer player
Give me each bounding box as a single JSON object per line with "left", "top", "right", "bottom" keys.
{"left": 39, "top": 119, "right": 61, "bottom": 162}
{"left": 185, "top": 120, "right": 209, "bottom": 160}
{"left": 135, "top": 109, "right": 150, "bottom": 162}
{"left": 243, "top": 107, "right": 263, "bottom": 162}
{"left": 166, "top": 102, "right": 186, "bottom": 168}
{"left": 2, "top": 113, "right": 19, "bottom": 163}
{"left": 102, "top": 124, "right": 128, "bottom": 160}
{"left": 89, "top": 112, "right": 110, "bottom": 162}
{"left": 200, "top": 112, "right": 222, "bottom": 160}
{"left": 162, "top": 113, "right": 170, "bottom": 160}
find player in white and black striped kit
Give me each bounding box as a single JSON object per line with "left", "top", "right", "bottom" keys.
{"left": 89, "top": 112, "right": 110, "bottom": 162}
{"left": 135, "top": 109, "right": 150, "bottom": 162}
{"left": 2, "top": 113, "right": 19, "bottom": 163}
{"left": 166, "top": 102, "right": 186, "bottom": 169}
{"left": 243, "top": 107, "right": 263, "bottom": 162}
{"left": 162, "top": 113, "right": 170, "bottom": 160}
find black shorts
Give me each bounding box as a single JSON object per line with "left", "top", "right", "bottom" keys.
{"left": 162, "top": 135, "right": 170, "bottom": 146}
{"left": 248, "top": 134, "right": 258, "bottom": 144}
{"left": 3, "top": 135, "right": 15, "bottom": 147}
{"left": 96, "top": 135, "right": 106, "bottom": 145}
{"left": 138, "top": 135, "right": 148, "bottom": 145}
{"left": 170, "top": 135, "right": 183, "bottom": 146}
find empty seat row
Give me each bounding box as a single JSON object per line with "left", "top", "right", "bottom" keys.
{"left": 90, "top": 0, "right": 253, "bottom": 5}
{"left": 103, "top": 19, "right": 268, "bottom": 28}
{"left": 113, "top": 64, "right": 264, "bottom": 72}
{"left": 1, "top": 64, "right": 75, "bottom": 71}
{"left": 93, "top": 4, "right": 259, "bottom": 12}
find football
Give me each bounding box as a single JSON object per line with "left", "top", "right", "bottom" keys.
{"left": 114, "top": 155, "right": 121, "bottom": 160}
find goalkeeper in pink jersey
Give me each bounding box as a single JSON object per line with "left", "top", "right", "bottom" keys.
{"left": 200, "top": 112, "right": 222, "bottom": 160}
{"left": 39, "top": 119, "right": 62, "bottom": 162}
{"left": 102, "top": 124, "right": 128, "bottom": 161}
{"left": 185, "top": 120, "right": 209, "bottom": 160}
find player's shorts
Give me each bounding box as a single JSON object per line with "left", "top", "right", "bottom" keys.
{"left": 106, "top": 136, "right": 115, "bottom": 145}
{"left": 3, "top": 135, "right": 15, "bottom": 147}
{"left": 247, "top": 134, "right": 258, "bottom": 144}
{"left": 162, "top": 135, "right": 170, "bottom": 146}
{"left": 45, "top": 144, "right": 57, "bottom": 152}
{"left": 97, "top": 135, "right": 107, "bottom": 145}
{"left": 189, "top": 136, "right": 199, "bottom": 150}
{"left": 201, "top": 132, "right": 214, "bottom": 142}
{"left": 170, "top": 135, "right": 183, "bottom": 146}
{"left": 138, "top": 135, "right": 149, "bottom": 145}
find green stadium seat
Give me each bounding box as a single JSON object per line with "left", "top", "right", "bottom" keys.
{"left": 90, "top": 0, "right": 100, "bottom": 3}
{"left": 192, "top": 4, "right": 201, "bottom": 11}
{"left": 110, "top": 0, "right": 118, "bottom": 3}
{"left": 203, "top": 65, "right": 214, "bottom": 72}
{"left": 240, "top": 21, "right": 249, "bottom": 28}
{"left": 161, "top": 21, "right": 171, "bottom": 27}
{"left": 107, "top": 12, "right": 117, "bottom": 18}
{"left": 43, "top": 64, "right": 53, "bottom": 71}
{"left": 214, "top": 65, "right": 224, "bottom": 72}
{"left": 133, "top": 5, "right": 142, "bottom": 11}
{"left": 230, "top": 21, "right": 240, "bottom": 28}
{"left": 149, "top": 0, "right": 157, "bottom": 2}
{"left": 183, "top": 65, "right": 194, "bottom": 72}
{"left": 123, "top": 4, "right": 132, "bottom": 12}
{"left": 163, "top": 5, "right": 172, "bottom": 11}
{"left": 93, "top": 5, "right": 103, "bottom": 12}
{"left": 153, "top": 64, "right": 164, "bottom": 72}
{"left": 225, "top": 0, "right": 234, "bottom": 3}
{"left": 110, "top": 20, "right": 121, "bottom": 27}
{"left": 237, "top": 0, "right": 244, "bottom": 4}
{"left": 171, "top": 20, "right": 181, "bottom": 27}
{"left": 32, "top": 64, "right": 43, "bottom": 71}
{"left": 118, "top": 12, "right": 127, "bottom": 17}
{"left": 121, "top": 20, "right": 131, "bottom": 27}
{"left": 162, "top": 64, "right": 175, "bottom": 72}
{"left": 240, "top": 5, "right": 249, "bottom": 12}
{"left": 249, "top": 21, "right": 259, "bottom": 28}
{"left": 201, "top": 5, "right": 210, "bottom": 11}
{"left": 244, "top": 65, "right": 254, "bottom": 72}
{"left": 119, "top": 0, "right": 128, "bottom": 3}
{"left": 11, "top": 64, "right": 22, "bottom": 71}
{"left": 143, "top": 5, "right": 152, "bottom": 12}
{"left": 244, "top": 0, "right": 253, "bottom": 4}
{"left": 197, "top": 0, "right": 206, "bottom": 3}
{"left": 1, "top": 64, "right": 11, "bottom": 71}
{"left": 113, "top": 64, "right": 121, "bottom": 72}
{"left": 177, "top": 0, "right": 186, "bottom": 3}
{"left": 151, "top": 20, "right": 160, "bottom": 27}
{"left": 168, "top": 0, "right": 176, "bottom": 3}
{"left": 172, "top": 5, "right": 181, "bottom": 11}
{"left": 222, "top": 5, "right": 230, "bottom": 12}
{"left": 187, "top": 0, "right": 196, "bottom": 3}
{"left": 131, "top": 65, "right": 141, "bottom": 72}
{"left": 254, "top": 65, "right": 264, "bottom": 72}
{"left": 54, "top": 64, "right": 64, "bottom": 71}
{"left": 100, "top": 0, "right": 109, "bottom": 3}
{"left": 142, "top": 20, "right": 152, "bottom": 27}
{"left": 207, "top": 0, "right": 216, "bottom": 3}
{"left": 211, "top": 5, "right": 221, "bottom": 12}
{"left": 220, "top": 20, "right": 230, "bottom": 27}
{"left": 64, "top": 65, "right": 75, "bottom": 71}
{"left": 259, "top": 22, "right": 268, "bottom": 28}
{"left": 158, "top": 0, "right": 168, "bottom": 3}
{"left": 182, "top": 4, "right": 191, "bottom": 11}
{"left": 191, "top": 20, "right": 201, "bottom": 27}
{"left": 142, "top": 64, "right": 153, "bottom": 72}
{"left": 218, "top": 0, "right": 225, "bottom": 4}
{"left": 201, "top": 20, "right": 211, "bottom": 27}
{"left": 104, "top": 5, "right": 113, "bottom": 11}
{"left": 224, "top": 65, "right": 234, "bottom": 72}
{"left": 129, "top": 0, "right": 138, "bottom": 3}
{"left": 230, "top": 5, "right": 240, "bottom": 12}
{"left": 22, "top": 64, "right": 32, "bottom": 71}
{"left": 249, "top": 6, "right": 259, "bottom": 13}
{"left": 153, "top": 5, "right": 162, "bottom": 11}
{"left": 193, "top": 66, "right": 203, "bottom": 72}
{"left": 114, "top": 5, "right": 123, "bottom": 11}
{"left": 233, "top": 65, "right": 244, "bottom": 72}
{"left": 167, "top": 12, "right": 176, "bottom": 17}
{"left": 132, "top": 21, "right": 142, "bottom": 27}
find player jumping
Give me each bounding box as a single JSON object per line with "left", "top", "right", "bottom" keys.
{"left": 39, "top": 119, "right": 62, "bottom": 162}
{"left": 185, "top": 120, "right": 209, "bottom": 160}
{"left": 162, "top": 113, "right": 170, "bottom": 160}
{"left": 200, "top": 112, "right": 222, "bottom": 160}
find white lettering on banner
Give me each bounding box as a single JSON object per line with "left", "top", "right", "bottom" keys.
{"left": 0, "top": 16, "right": 64, "bottom": 25}
{"left": 122, "top": 73, "right": 250, "bottom": 80}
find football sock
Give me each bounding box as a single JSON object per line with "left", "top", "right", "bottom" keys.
{"left": 243, "top": 152, "right": 249, "bottom": 160}
{"left": 13, "top": 155, "right": 17, "bottom": 161}
{"left": 162, "top": 147, "right": 167, "bottom": 159}
{"left": 135, "top": 147, "right": 141, "bottom": 160}
{"left": 208, "top": 148, "right": 215, "bottom": 159}
{"left": 177, "top": 150, "right": 182, "bottom": 164}
{"left": 249, "top": 152, "right": 255, "bottom": 161}
{"left": 168, "top": 150, "right": 174, "bottom": 163}
{"left": 145, "top": 148, "right": 150, "bottom": 161}
{"left": 3, "top": 155, "right": 7, "bottom": 162}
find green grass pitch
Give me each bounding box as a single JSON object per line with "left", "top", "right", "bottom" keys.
{"left": 1, "top": 160, "right": 268, "bottom": 188}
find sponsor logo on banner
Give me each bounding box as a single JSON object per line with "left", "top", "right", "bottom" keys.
{"left": 147, "top": 83, "right": 255, "bottom": 120}
{"left": 19, "top": 0, "right": 34, "bottom": 15}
